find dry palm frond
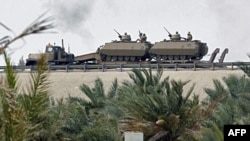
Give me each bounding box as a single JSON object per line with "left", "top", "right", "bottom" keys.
{"left": 0, "top": 84, "right": 28, "bottom": 140}
{"left": 0, "top": 12, "right": 54, "bottom": 54}
{"left": 0, "top": 51, "right": 28, "bottom": 140}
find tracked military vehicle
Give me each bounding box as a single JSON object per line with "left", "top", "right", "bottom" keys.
{"left": 98, "top": 30, "right": 153, "bottom": 62}
{"left": 149, "top": 28, "right": 208, "bottom": 62}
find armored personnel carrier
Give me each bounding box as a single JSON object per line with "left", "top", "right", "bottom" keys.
{"left": 149, "top": 29, "right": 208, "bottom": 62}
{"left": 98, "top": 30, "right": 153, "bottom": 62}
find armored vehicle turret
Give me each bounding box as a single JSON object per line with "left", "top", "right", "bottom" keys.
{"left": 98, "top": 30, "right": 153, "bottom": 62}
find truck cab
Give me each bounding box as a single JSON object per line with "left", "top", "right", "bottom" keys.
{"left": 45, "top": 43, "right": 75, "bottom": 65}
{"left": 25, "top": 42, "right": 75, "bottom": 66}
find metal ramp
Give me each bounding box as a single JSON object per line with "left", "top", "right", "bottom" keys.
{"left": 208, "top": 48, "right": 220, "bottom": 63}
{"left": 218, "top": 48, "right": 229, "bottom": 63}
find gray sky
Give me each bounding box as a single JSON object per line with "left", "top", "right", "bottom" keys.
{"left": 1, "top": 0, "right": 250, "bottom": 65}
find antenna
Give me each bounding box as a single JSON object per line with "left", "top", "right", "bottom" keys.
{"left": 68, "top": 44, "right": 70, "bottom": 53}
{"left": 61, "top": 39, "right": 64, "bottom": 49}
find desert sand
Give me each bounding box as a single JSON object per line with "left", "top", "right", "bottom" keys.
{"left": 1, "top": 69, "right": 245, "bottom": 100}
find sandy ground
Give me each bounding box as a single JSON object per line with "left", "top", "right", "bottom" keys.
{"left": 0, "top": 69, "right": 245, "bottom": 100}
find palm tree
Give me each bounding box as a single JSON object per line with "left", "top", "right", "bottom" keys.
{"left": 201, "top": 73, "right": 250, "bottom": 141}
{"left": 118, "top": 67, "right": 217, "bottom": 141}
{"left": 58, "top": 77, "right": 122, "bottom": 140}
{"left": 121, "top": 67, "right": 169, "bottom": 95}
{"left": 204, "top": 75, "right": 250, "bottom": 127}
{"left": 0, "top": 13, "right": 54, "bottom": 141}
{"left": 75, "top": 77, "right": 121, "bottom": 116}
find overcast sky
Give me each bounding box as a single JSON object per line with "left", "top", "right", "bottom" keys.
{"left": 1, "top": 0, "right": 250, "bottom": 65}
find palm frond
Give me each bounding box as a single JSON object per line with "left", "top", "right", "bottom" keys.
{"left": 80, "top": 83, "right": 95, "bottom": 106}
{"left": 223, "top": 75, "right": 250, "bottom": 98}
{"left": 236, "top": 61, "right": 250, "bottom": 77}
{"left": 0, "top": 51, "right": 27, "bottom": 140}
{"left": 3, "top": 51, "right": 17, "bottom": 89}
{"left": 80, "top": 78, "right": 104, "bottom": 108}
{"left": 0, "top": 12, "right": 54, "bottom": 54}
{"left": 129, "top": 68, "right": 145, "bottom": 85}
{"left": 204, "top": 79, "right": 229, "bottom": 102}
{"left": 200, "top": 123, "right": 223, "bottom": 141}
{"left": 153, "top": 67, "right": 163, "bottom": 84}
{"left": 17, "top": 54, "right": 51, "bottom": 140}
{"left": 183, "top": 83, "right": 195, "bottom": 104}
{"left": 121, "top": 94, "right": 166, "bottom": 121}
{"left": 93, "top": 78, "right": 105, "bottom": 98}
{"left": 107, "top": 78, "right": 118, "bottom": 98}
{"left": 170, "top": 80, "right": 183, "bottom": 96}
{"left": 142, "top": 68, "right": 152, "bottom": 85}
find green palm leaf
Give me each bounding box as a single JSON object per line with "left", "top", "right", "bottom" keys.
{"left": 107, "top": 78, "right": 118, "bottom": 98}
